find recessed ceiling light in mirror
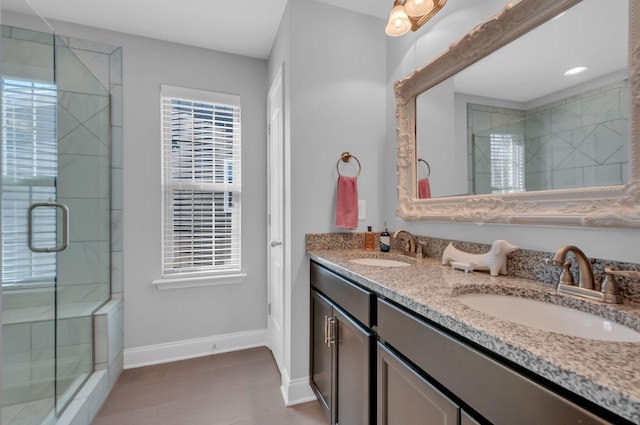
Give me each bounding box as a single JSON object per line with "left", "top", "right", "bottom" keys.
{"left": 563, "top": 66, "right": 589, "bottom": 76}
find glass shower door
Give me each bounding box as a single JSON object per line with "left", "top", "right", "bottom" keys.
{"left": 1, "top": 26, "right": 111, "bottom": 424}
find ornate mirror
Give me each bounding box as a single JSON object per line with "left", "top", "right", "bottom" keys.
{"left": 395, "top": 0, "right": 640, "bottom": 228}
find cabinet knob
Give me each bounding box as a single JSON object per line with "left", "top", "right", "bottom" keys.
{"left": 270, "top": 240, "right": 282, "bottom": 247}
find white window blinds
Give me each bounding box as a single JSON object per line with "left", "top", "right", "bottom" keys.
{"left": 490, "top": 134, "right": 525, "bottom": 194}
{"left": 1, "top": 78, "right": 58, "bottom": 287}
{"left": 160, "top": 85, "right": 241, "bottom": 277}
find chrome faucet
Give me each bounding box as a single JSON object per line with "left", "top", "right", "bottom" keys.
{"left": 545, "top": 245, "right": 595, "bottom": 290}
{"left": 544, "top": 245, "right": 623, "bottom": 304}
{"left": 392, "top": 229, "right": 423, "bottom": 258}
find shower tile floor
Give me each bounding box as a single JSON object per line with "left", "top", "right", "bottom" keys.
{"left": 2, "top": 372, "right": 88, "bottom": 425}
{"left": 2, "top": 398, "right": 55, "bottom": 425}
{"left": 92, "top": 346, "right": 326, "bottom": 425}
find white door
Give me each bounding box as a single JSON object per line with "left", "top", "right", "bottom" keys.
{"left": 267, "top": 66, "right": 285, "bottom": 371}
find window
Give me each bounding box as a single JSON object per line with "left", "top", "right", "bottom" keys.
{"left": 490, "top": 134, "right": 525, "bottom": 194}
{"left": 1, "top": 78, "right": 58, "bottom": 288}
{"left": 160, "top": 85, "right": 242, "bottom": 283}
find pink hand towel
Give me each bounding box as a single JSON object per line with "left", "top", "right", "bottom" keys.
{"left": 418, "top": 177, "right": 431, "bottom": 199}
{"left": 335, "top": 175, "right": 359, "bottom": 230}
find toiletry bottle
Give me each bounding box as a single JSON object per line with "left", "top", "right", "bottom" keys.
{"left": 365, "top": 226, "right": 375, "bottom": 251}
{"left": 380, "top": 221, "right": 390, "bottom": 252}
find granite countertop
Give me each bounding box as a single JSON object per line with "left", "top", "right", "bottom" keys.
{"left": 308, "top": 249, "right": 640, "bottom": 424}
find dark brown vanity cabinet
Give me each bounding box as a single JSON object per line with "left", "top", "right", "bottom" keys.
{"left": 311, "top": 291, "right": 334, "bottom": 417}
{"left": 377, "top": 342, "right": 459, "bottom": 425}
{"left": 310, "top": 262, "right": 374, "bottom": 425}
{"left": 460, "top": 412, "right": 482, "bottom": 425}
{"left": 376, "top": 298, "right": 616, "bottom": 425}
{"left": 310, "top": 260, "right": 629, "bottom": 424}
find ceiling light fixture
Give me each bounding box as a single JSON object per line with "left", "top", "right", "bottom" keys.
{"left": 385, "top": 0, "right": 447, "bottom": 37}
{"left": 563, "top": 66, "right": 589, "bottom": 76}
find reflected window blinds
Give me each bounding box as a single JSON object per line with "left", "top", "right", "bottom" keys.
{"left": 160, "top": 85, "right": 241, "bottom": 277}
{"left": 1, "top": 78, "right": 57, "bottom": 287}
{"left": 490, "top": 134, "right": 525, "bottom": 194}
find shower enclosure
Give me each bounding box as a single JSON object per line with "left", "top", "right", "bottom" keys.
{"left": 467, "top": 79, "right": 629, "bottom": 196}
{"left": 2, "top": 25, "right": 113, "bottom": 425}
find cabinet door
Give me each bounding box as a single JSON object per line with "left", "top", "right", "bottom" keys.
{"left": 310, "top": 290, "right": 334, "bottom": 422}
{"left": 461, "top": 411, "right": 482, "bottom": 425}
{"left": 377, "top": 343, "right": 459, "bottom": 425}
{"left": 335, "top": 307, "right": 371, "bottom": 425}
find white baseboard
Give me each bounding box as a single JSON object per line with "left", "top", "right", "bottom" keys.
{"left": 123, "top": 328, "right": 268, "bottom": 369}
{"left": 280, "top": 367, "right": 317, "bottom": 406}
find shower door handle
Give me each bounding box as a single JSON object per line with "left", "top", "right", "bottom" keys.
{"left": 28, "top": 202, "right": 70, "bottom": 253}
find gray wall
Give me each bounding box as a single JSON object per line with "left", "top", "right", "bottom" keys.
{"left": 3, "top": 11, "right": 270, "bottom": 354}
{"left": 268, "top": 0, "right": 387, "bottom": 396}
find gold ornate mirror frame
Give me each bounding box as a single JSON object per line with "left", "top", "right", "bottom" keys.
{"left": 395, "top": 0, "right": 640, "bottom": 228}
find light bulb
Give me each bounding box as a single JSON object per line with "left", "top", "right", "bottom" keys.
{"left": 404, "top": 0, "right": 435, "bottom": 18}
{"left": 385, "top": 1, "right": 411, "bottom": 37}
{"left": 563, "top": 66, "right": 589, "bottom": 76}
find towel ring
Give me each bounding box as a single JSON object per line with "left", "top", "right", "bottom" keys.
{"left": 418, "top": 158, "right": 431, "bottom": 177}
{"left": 336, "top": 152, "right": 361, "bottom": 177}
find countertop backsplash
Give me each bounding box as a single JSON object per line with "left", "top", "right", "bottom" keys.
{"left": 306, "top": 232, "right": 640, "bottom": 303}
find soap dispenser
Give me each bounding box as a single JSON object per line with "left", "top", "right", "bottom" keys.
{"left": 380, "top": 221, "right": 390, "bottom": 252}
{"left": 365, "top": 226, "right": 375, "bottom": 251}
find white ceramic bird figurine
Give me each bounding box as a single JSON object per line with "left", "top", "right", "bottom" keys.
{"left": 441, "top": 240, "right": 518, "bottom": 276}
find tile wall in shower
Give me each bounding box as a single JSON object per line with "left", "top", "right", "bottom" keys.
{"left": 468, "top": 79, "right": 628, "bottom": 194}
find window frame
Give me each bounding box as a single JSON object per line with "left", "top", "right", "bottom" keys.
{"left": 154, "top": 85, "right": 245, "bottom": 290}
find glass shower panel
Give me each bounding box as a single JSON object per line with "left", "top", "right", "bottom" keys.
{"left": 1, "top": 26, "right": 58, "bottom": 425}
{"left": 53, "top": 35, "right": 111, "bottom": 412}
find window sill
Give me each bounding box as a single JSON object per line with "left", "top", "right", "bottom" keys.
{"left": 152, "top": 273, "right": 247, "bottom": 290}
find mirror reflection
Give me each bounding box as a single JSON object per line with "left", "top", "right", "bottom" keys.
{"left": 416, "top": 0, "right": 629, "bottom": 198}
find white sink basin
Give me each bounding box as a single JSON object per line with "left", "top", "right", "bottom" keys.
{"left": 457, "top": 293, "right": 640, "bottom": 342}
{"left": 348, "top": 258, "right": 411, "bottom": 267}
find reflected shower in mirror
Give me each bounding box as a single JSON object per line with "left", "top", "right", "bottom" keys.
{"left": 415, "top": 0, "right": 628, "bottom": 198}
